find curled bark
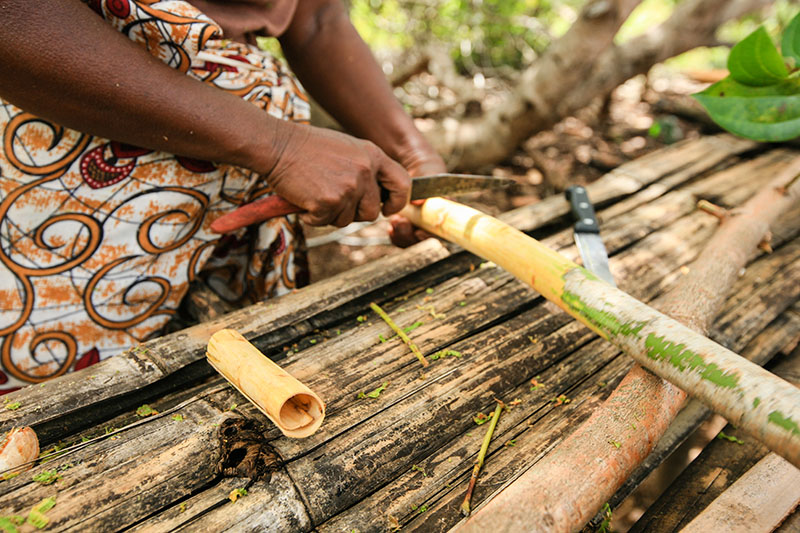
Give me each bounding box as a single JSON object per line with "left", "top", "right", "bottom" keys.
{"left": 458, "top": 157, "right": 800, "bottom": 532}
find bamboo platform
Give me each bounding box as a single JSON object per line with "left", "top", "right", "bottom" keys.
{"left": 1, "top": 134, "right": 799, "bottom": 532}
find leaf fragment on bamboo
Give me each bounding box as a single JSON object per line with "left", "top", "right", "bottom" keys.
{"left": 369, "top": 302, "right": 429, "bottom": 367}
{"left": 461, "top": 401, "right": 503, "bottom": 516}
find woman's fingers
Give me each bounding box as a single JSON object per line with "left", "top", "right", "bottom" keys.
{"left": 377, "top": 156, "right": 411, "bottom": 216}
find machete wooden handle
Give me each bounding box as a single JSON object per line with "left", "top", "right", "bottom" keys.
{"left": 211, "top": 188, "right": 395, "bottom": 234}
{"left": 210, "top": 195, "right": 301, "bottom": 233}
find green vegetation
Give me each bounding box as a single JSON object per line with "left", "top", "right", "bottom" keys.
{"left": 346, "top": 0, "right": 792, "bottom": 79}
{"left": 717, "top": 431, "right": 744, "bottom": 444}
{"left": 358, "top": 382, "right": 389, "bottom": 399}
{"left": 31, "top": 471, "right": 61, "bottom": 486}
{"left": 695, "top": 10, "right": 800, "bottom": 141}
{"left": 135, "top": 404, "right": 157, "bottom": 417}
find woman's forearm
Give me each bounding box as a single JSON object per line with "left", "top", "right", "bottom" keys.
{"left": 0, "top": 0, "right": 413, "bottom": 226}
{"left": 0, "top": 0, "right": 285, "bottom": 174}
{"left": 279, "top": 0, "right": 439, "bottom": 167}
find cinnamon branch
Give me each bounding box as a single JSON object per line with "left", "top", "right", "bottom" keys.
{"left": 370, "top": 302, "right": 429, "bottom": 367}
{"left": 461, "top": 402, "right": 503, "bottom": 516}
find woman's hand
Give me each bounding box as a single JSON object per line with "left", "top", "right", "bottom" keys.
{"left": 265, "top": 122, "right": 411, "bottom": 228}
{"left": 388, "top": 147, "right": 447, "bottom": 248}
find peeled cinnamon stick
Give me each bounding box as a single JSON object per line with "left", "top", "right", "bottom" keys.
{"left": 206, "top": 329, "right": 325, "bottom": 438}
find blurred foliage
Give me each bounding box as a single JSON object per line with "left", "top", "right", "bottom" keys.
{"left": 257, "top": 0, "right": 792, "bottom": 80}
{"left": 347, "top": 0, "right": 793, "bottom": 76}
{"left": 615, "top": 0, "right": 678, "bottom": 44}
{"left": 350, "top": 0, "right": 586, "bottom": 73}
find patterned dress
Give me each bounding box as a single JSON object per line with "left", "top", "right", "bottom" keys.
{"left": 0, "top": 0, "right": 310, "bottom": 392}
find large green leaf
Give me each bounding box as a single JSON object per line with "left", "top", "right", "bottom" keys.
{"left": 782, "top": 12, "right": 800, "bottom": 67}
{"left": 694, "top": 76, "right": 800, "bottom": 142}
{"left": 728, "top": 26, "right": 789, "bottom": 86}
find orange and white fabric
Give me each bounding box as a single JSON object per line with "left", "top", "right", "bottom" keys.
{"left": 0, "top": 0, "right": 310, "bottom": 392}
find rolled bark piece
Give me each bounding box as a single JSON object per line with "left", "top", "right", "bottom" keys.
{"left": 0, "top": 426, "right": 39, "bottom": 476}
{"left": 206, "top": 329, "right": 325, "bottom": 438}
{"left": 403, "top": 198, "right": 800, "bottom": 468}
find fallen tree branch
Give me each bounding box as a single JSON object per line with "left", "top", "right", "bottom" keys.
{"left": 423, "top": 0, "right": 770, "bottom": 170}
{"left": 454, "top": 155, "right": 800, "bottom": 532}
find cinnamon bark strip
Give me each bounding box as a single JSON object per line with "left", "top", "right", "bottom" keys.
{"left": 207, "top": 329, "right": 325, "bottom": 438}
{"left": 456, "top": 156, "right": 800, "bottom": 532}
{"left": 401, "top": 158, "right": 800, "bottom": 477}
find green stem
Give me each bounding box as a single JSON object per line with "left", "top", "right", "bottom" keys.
{"left": 461, "top": 402, "right": 503, "bottom": 516}
{"left": 370, "top": 302, "right": 429, "bottom": 367}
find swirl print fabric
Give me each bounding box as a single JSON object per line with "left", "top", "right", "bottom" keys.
{"left": 0, "top": 0, "right": 310, "bottom": 392}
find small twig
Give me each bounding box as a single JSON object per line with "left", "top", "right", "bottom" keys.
{"left": 697, "top": 199, "right": 728, "bottom": 220}
{"left": 461, "top": 402, "right": 503, "bottom": 516}
{"left": 370, "top": 302, "right": 429, "bottom": 367}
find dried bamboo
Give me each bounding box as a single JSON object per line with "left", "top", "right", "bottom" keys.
{"left": 206, "top": 329, "right": 325, "bottom": 438}
{"left": 680, "top": 452, "right": 800, "bottom": 533}
{"left": 403, "top": 196, "right": 800, "bottom": 468}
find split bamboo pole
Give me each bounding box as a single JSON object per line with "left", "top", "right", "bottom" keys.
{"left": 403, "top": 195, "right": 800, "bottom": 469}
{"left": 206, "top": 329, "right": 325, "bottom": 438}
{"left": 455, "top": 156, "right": 800, "bottom": 533}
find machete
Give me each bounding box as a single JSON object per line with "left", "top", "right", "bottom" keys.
{"left": 211, "top": 173, "right": 514, "bottom": 233}
{"left": 565, "top": 185, "right": 616, "bottom": 286}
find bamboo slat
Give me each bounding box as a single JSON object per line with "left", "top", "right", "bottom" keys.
{"left": 0, "top": 138, "right": 795, "bottom": 533}
{"left": 0, "top": 135, "right": 757, "bottom": 441}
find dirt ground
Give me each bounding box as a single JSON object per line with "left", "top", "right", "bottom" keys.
{"left": 305, "top": 69, "right": 725, "bottom": 531}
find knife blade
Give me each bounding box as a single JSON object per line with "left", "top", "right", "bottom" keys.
{"left": 211, "top": 173, "right": 514, "bottom": 234}
{"left": 565, "top": 185, "right": 616, "bottom": 286}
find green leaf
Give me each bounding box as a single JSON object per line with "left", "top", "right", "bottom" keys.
{"left": 473, "top": 413, "right": 490, "bottom": 425}
{"left": 358, "top": 382, "right": 388, "bottom": 399}
{"left": 136, "top": 404, "right": 157, "bottom": 417}
{"left": 0, "top": 517, "right": 20, "bottom": 533}
{"left": 403, "top": 321, "right": 423, "bottom": 334}
{"left": 26, "top": 511, "right": 48, "bottom": 530}
{"left": 728, "top": 26, "right": 788, "bottom": 86}
{"left": 717, "top": 430, "right": 744, "bottom": 444}
{"left": 694, "top": 76, "right": 800, "bottom": 142}
{"left": 32, "top": 497, "right": 57, "bottom": 514}
{"left": 782, "top": 12, "right": 800, "bottom": 66}
{"left": 32, "top": 470, "right": 61, "bottom": 485}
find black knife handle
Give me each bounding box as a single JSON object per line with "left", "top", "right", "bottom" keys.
{"left": 565, "top": 185, "right": 600, "bottom": 234}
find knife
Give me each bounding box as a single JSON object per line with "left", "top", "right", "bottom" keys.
{"left": 565, "top": 185, "right": 616, "bottom": 286}
{"left": 211, "top": 173, "right": 514, "bottom": 233}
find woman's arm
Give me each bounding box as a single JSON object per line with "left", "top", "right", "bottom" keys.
{"left": 279, "top": 0, "right": 446, "bottom": 178}
{"left": 0, "top": 0, "right": 409, "bottom": 227}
